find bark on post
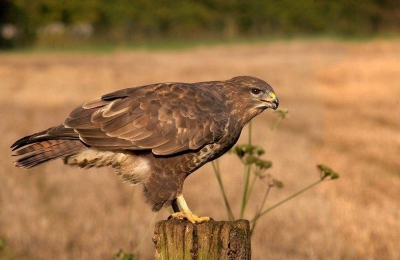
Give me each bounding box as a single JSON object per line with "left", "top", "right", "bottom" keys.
{"left": 153, "top": 219, "right": 251, "bottom": 260}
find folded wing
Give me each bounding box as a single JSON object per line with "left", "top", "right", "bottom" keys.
{"left": 64, "top": 82, "right": 229, "bottom": 155}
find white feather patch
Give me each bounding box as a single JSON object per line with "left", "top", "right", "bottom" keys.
{"left": 65, "top": 149, "right": 151, "bottom": 184}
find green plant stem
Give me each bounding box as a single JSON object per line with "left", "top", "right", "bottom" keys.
{"left": 250, "top": 184, "right": 272, "bottom": 235}
{"left": 247, "top": 168, "right": 260, "bottom": 200}
{"left": 248, "top": 121, "right": 252, "bottom": 145}
{"left": 133, "top": 212, "right": 158, "bottom": 254}
{"left": 125, "top": 187, "right": 136, "bottom": 250}
{"left": 240, "top": 122, "right": 253, "bottom": 218}
{"left": 240, "top": 164, "right": 251, "bottom": 219}
{"left": 271, "top": 117, "right": 283, "bottom": 130}
{"left": 212, "top": 160, "right": 235, "bottom": 221}
{"left": 250, "top": 178, "right": 324, "bottom": 224}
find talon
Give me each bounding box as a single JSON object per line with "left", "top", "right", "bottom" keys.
{"left": 170, "top": 194, "right": 211, "bottom": 223}
{"left": 171, "top": 210, "right": 210, "bottom": 224}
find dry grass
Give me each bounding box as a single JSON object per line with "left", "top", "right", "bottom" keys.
{"left": 0, "top": 39, "right": 399, "bottom": 260}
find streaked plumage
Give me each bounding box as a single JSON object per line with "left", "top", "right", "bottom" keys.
{"left": 11, "top": 76, "right": 278, "bottom": 222}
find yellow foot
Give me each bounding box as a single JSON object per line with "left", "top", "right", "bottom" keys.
{"left": 171, "top": 211, "right": 210, "bottom": 224}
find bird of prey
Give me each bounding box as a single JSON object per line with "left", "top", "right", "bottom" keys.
{"left": 11, "top": 76, "right": 278, "bottom": 223}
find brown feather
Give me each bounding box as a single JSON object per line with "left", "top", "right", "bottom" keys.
{"left": 14, "top": 140, "right": 85, "bottom": 168}
{"left": 63, "top": 82, "right": 229, "bottom": 155}
{"left": 11, "top": 76, "right": 278, "bottom": 212}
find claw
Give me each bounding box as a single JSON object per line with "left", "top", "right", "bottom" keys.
{"left": 170, "top": 194, "right": 211, "bottom": 223}
{"left": 171, "top": 211, "right": 210, "bottom": 224}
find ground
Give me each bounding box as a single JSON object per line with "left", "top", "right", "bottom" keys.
{"left": 0, "top": 39, "right": 399, "bottom": 260}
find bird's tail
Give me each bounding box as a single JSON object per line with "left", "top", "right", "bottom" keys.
{"left": 11, "top": 125, "right": 86, "bottom": 169}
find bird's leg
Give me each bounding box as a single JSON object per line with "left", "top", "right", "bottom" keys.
{"left": 170, "top": 194, "right": 210, "bottom": 224}
{"left": 171, "top": 198, "right": 180, "bottom": 213}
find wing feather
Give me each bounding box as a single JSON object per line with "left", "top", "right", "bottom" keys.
{"left": 79, "top": 136, "right": 134, "bottom": 147}
{"left": 120, "top": 130, "right": 153, "bottom": 140}
{"left": 64, "top": 82, "right": 228, "bottom": 155}
{"left": 100, "top": 113, "right": 134, "bottom": 133}
{"left": 152, "top": 140, "right": 188, "bottom": 155}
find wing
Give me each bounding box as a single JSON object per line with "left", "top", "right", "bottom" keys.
{"left": 64, "top": 82, "right": 229, "bottom": 155}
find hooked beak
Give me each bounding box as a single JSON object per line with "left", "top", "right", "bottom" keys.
{"left": 262, "top": 92, "right": 279, "bottom": 110}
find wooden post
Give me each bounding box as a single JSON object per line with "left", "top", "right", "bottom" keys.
{"left": 153, "top": 219, "right": 251, "bottom": 260}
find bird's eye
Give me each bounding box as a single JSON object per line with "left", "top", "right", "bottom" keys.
{"left": 251, "top": 88, "right": 261, "bottom": 95}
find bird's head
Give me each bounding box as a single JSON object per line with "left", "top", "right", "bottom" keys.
{"left": 225, "top": 76, "right": 279, "bottom": 119}
{"left": 228, "top": 76, "right": 279, "bottom": 110}
{"left": 222, "top": 76, "right": 279, "bottom": 126}
{"left": 248, "top": 84, "right": 279, "bottom": 111}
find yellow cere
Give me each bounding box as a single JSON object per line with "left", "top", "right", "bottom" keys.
{"left": 268, "top": 92, "right": 276, "bottom": 100}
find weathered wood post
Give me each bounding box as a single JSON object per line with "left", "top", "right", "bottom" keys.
{"left": 153, "top": 219, "right": 251, "bottom": 260}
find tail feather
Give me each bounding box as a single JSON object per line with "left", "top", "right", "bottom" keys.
{"left": 13, "top": 140, "right": 85, "bottom": 168}
{"left": 11, "top": 125, "right": 79, "bottom": 151}
{"left": 11, "top": 125, "right": 86, "bottom": 169}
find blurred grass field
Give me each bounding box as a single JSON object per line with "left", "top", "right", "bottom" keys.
{"left": 0, "top": 39, "right": 399, "bottom": 260}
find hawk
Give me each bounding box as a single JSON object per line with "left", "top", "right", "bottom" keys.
{"left": 11, "top": 76, "right": 278, "bottom": 223}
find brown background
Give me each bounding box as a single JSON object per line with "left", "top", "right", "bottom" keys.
{"left": 1, "top": 39, "right": 399, "bottom": 259}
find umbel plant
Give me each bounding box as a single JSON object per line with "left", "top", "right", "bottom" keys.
{"left": 212, "top": 108, "right": 339, "bottom": 235}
